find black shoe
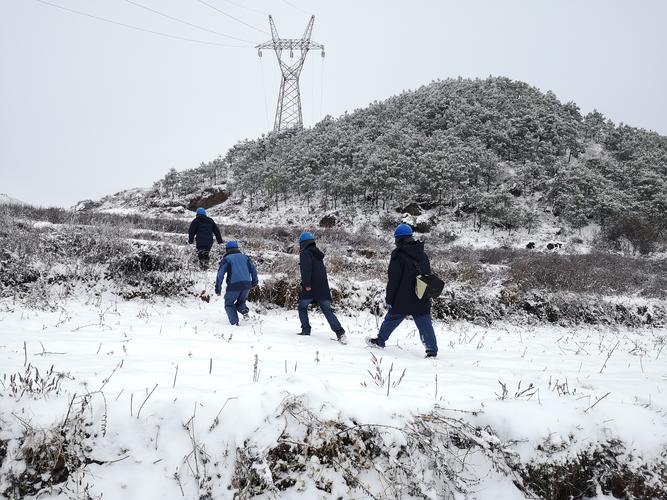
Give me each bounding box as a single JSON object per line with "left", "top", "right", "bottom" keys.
{"left": 365, "top": 337, "right": 384, "bottom": 349}
{"left": 297, "top": 331, "right": 311, "bottom": 336}
{"left": 335, "top": 330, "right": 348, "bottom": 345}
{"left": 425, "top": 351, "right": 437, "bottom": 358}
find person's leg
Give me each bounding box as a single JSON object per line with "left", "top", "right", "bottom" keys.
{"left": 318, "top": 300, "right": 344, "bottom": 333}
{"left": 413, "top": 314, "right": 438, "bottom": 354}
{"left": 235, "top": 288, "right": 250, "bottom": 315}
{"left": 198, "top": 248, "right": 210, "bottom": 269}
{"left": 297, "top": 298, "right": 313, "bottom": 334}
{"left": 376, "top": 312, "right": 406, "bottom": 346}
{"left": 224, "top": 290, "right": 241, "bottom": 325}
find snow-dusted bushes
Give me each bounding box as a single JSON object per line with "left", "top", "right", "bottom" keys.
{"left": 429, "top": 288, "right": 666, "bottom": 327}
{"left": 0, "top": 368, "right": 105, "bottom": 499}
{"left": 229, "top": 397, "right": 667, "bottom": 499}
{"left": 0, "top": 210, "right": 200, "bottom": 303}
{"left": 520, "top": 440, "right": 667, "bottom": 499}
{"left": 0, "top": 251, "right": 40, "bottom": 297}
{"left": 509, "top": 252, "right": 667, "bottom": 298}
{"left": 231, "top": 396, "right": 520, "bottom": 499}
{"left": 106, "top": 245, "right": 194, "bottom": 300}
{"left": 5, "top": 204, "right": 190, "bottom": 234}
{"left": 3, "top": 207, "right": 667, "bottom": 325}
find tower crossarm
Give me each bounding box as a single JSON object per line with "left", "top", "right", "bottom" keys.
{"left": 256, "top": 40, "right": 324, "bottom": 51}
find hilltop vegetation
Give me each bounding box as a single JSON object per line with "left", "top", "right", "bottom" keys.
{"left": 135, "top": 76, "right": 666, "bottom": 253}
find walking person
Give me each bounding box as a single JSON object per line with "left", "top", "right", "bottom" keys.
{"left": 188, "top": 207, "right": 223, "bottom": 269}
{"left": 297, "top": 232, "right": 347, "bottom": 344}
{"left": 215, "top": 241, "right": 259, "bottom": 325}
{"left": 366, "top": 224, "right": 438, "bottom": 358}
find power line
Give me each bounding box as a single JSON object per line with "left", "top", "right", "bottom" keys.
{"left": 195, "top": 0, "right": 269, "bottom": 35}
{"left": 219, "top": 0, "right": 267, "bottom": 16}
{"left": 121, "top": 0, "right": 257, "bottom": 44}
{"left": 33, "top": 0, "right": 252, "bottom": 48}
{"left": 282, "top": 0, "right": 311, "bottom": 16}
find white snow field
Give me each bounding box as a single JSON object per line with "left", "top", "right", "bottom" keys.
{"left": 1, "top": 294, "right": 666, "bottom": 499}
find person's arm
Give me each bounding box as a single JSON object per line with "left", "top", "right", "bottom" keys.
{"left": 212, "top": 222, "right": 223, "bottom": 244}
{"left": 188, "top": 219, "right": 197, "bottom": 244}
{"left": 422, "top": 253, "right": 432, "bottom": 275}
{"left": 299, "top": 250, "right": 313, "bottom": 290}
{"left": 385, "top": 255, "right": 402, "bottom": 307}
{"left": 248, "top": 257, "right": 258, "bottom": 287}
{"left": 215, "top": 259, "right": 228, "bottom": 295}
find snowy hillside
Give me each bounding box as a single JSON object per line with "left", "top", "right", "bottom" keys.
{"left": 79, "top": 77, "right": 667, "bottom": 257}
{"left": 1, "top": 202, "right": 667, "bottom": 498}
{"left": 1, "top": 296, "right": 666, "bottom": 499}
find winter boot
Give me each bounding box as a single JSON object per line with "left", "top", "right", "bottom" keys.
{"left": 365, "top": 337, "right": 384, "bottom": 349}
{"left": 335, "top": 330, "right": 348, "bottom": 345}
{"left": 425, "top": 351, "right": 437, "bottom": 359}
{"left": 297, "top": 331, "right": 311, "bottom": 336}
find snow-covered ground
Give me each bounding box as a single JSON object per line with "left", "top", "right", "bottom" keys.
{"left": 1, "top": 290, "right": 666, "bottom": 498}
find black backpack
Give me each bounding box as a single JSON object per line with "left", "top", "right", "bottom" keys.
{"left": 409, "top": 255, "right": 445, "bottom": 300}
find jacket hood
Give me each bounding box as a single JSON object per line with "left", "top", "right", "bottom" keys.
{"left": 301, "top": 241, "right": 325, "bottom": 260}
{"left": 394, "top": 240, "right": 425, "bottom": 260}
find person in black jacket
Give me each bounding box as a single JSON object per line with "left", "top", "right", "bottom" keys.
{"left": 297, "top": 231, "right": 347, "bottom": 344}
{"left": 188, "top": 207, "right": 223, "bottom": 269}
{"left": 366, "top": 224, "right": 438, "bottom": 358}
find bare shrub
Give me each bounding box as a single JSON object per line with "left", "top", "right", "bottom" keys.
{"left": 509, "top": 253, "right": 667, "bottom": 298}
{"left": 107, "top": 245, "right": 181, "bottom": 275}
{"left": 106, "top": 245, "right": 195, "bottom": 299}
{"left": 249, "top": 277, "right": 301, "bottom": 308}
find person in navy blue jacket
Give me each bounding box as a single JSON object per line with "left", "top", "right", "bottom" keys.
{"left": 366, "top": 224, "right": 438, "bottom": 358}
{"left": 297, "top": 232, "right": 347, "bottom": 344}
{"left": 215, "top": 240, "right": 259, "bottom": 325}
{"left": 188, "top": 207, "right": 223, "bottom": 269}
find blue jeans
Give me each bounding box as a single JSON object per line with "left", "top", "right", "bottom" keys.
{"left": 224, "top": 289, "right": 250, "bottom": 325}
{"left": 298, "top": 298, "right": 343, "bottom": 334}
{"left": 377, "top": 312, "right": 438, "bottom": 354}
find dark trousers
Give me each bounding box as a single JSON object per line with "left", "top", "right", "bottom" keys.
{"left": 377, "top": 311, "right": 438, "bottom": 354}
{"left": 298, "top": 298, "right": 343, "bottom": 334}
{"left": 224, "top": 288, "right": 250, "bottom": 325}
{"left": 197, "top": 247, "right": 211, "bottom": 269}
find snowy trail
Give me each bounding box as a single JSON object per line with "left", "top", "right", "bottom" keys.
{"left": 1, "top": 297, "right": 666, "bottom": 498}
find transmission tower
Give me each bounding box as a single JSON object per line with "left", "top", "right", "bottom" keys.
{"left": 256, "top": 16, "right": 324, "bottom": 132}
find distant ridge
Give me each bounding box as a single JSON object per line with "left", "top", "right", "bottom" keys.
{"left": 0, "top": 193, "right": 25, "bottom": 206}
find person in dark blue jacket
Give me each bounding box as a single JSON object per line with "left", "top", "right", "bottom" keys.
{"left": 297, "top": 232, "right": 347, "bottom": 344}
{"left": 215, "top": 240, "right": 259, "bottom": 325}
{"left": 366, "top": 224, "right": 438, "bottom": 358}
{"left": 188, "top": 207, "right": 223, "bottom": 269}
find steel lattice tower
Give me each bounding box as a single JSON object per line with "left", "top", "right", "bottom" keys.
{"left": 256, "top": 16, "right": 324, "bottom": 132}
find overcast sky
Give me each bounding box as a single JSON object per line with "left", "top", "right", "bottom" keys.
{"left": 1, "top": 0, "right": 666, "bottom": 207}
